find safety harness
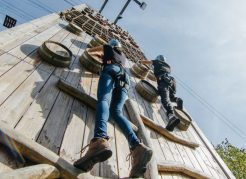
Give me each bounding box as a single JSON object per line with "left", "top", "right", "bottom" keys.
{"left": 102, "top": 61, "right": 129, "bottom": 90}
{"left": 101, "top": 45, "right": 130, "bottom": 90}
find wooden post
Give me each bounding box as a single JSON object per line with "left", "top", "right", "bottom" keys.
{"left": 157, "top": 161, "right": 213, "bottom": 179}
{"left": 125, "top": 99, "right": 159, "bottom": 179}
{"left": 0, "top": 121, "right": 82, "bottom": 179}
{"left": 57, "top": 78, "right": 139, "bottom": 132}
{"left": 0, "top": 164, "right": 60, "bottom": 179}
{"left": 140, "top": 114, "right": 199, "bottom": 149}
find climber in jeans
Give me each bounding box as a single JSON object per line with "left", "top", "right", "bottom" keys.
{"left": 139, "top": 55, "right": 183, "bottom": 132}
{"left": 74, "top": 39, "right": 152, "bottom": 178}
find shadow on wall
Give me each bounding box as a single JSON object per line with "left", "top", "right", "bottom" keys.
{"left": 71, "top": 39, "right": 88, "bottom": 49}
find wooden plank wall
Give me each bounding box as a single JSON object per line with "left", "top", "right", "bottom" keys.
{"left": 0, "top": 11, "right": 232, "bottom": 179}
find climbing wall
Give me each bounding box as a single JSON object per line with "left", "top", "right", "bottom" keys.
{"left": 0, "top": 4, "right": 235, "bottom": 179}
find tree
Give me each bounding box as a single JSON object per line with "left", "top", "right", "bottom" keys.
{"left": 215, "top": 139, "right": 246, "bottom": 179}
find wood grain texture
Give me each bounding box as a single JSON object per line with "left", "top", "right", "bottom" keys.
{"left": 57, "top": 78, "right": 138, "bottom": 133}
{"left": 158, "top": 161, "right": 213, "bottom": 179}
{"left": 0, "top": 121, "right": 83, "bottom": 179}
{"left": 125, "top": 99, "right": 159, "bottom": 179}
{"left": 140, "top": 114, "right": 199, "bottom": 149}
{"left": 36, "top": 35, "right": 82, "bottom": 154}
{"left": 14, "top": 30, "right": 75, "bottom": 139}
{"left": 0, "top": 68, "right": 50, "bottom": 128}
{"left": 0, "top": 164, "right": 60, "bottom": 179}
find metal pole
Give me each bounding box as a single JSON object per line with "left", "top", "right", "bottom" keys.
{"left": 132, "top": 0, "right": 141, "bottom": 6}
{"left": 99, "top": 0, "right": 109, "bottom": 13}
{"left": 113, "top": 0, "right": 131, "bottom": 24}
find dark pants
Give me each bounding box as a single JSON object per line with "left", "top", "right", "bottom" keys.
{"left": 158, "top": 80, "right": 174, "bottom": 116}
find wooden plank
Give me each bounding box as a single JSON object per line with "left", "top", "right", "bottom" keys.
{"left": 189, "top": 122, "right": 231, "bottom": 178}
{"left": 0, "top": 13, "right": 58, "bottom": 38}
{"left": 36, "top": 38, "right": 83, "bottom": 154}
{"left": 0, "top": 28, "right": 72, "bottom": 130}
{"left": 15, "top": 75, "right": 61, "bottom": 140}
{"left": 114, "top": 115, "right": 132, "bottom": 178}
{"left": 8, "top": 21, "right": 67, "bottom": 60}
{"left": 0, "top": 68, "right": 51, "bottom": 128}
{"left": 0, "top": 60, "right": 36, "bottom": 105}
{"left": 60, "top": 35, "right": 91, "bottom": 163}
{"left": 0, "top": 14, "right": 59, "bottom": 52}
{"left": 81, "top": 73, "right": 100, "bottom": 177}
{"left": 157, "top": 161, "right": 213, "bottom": 179}
{"left": 180, "top": 117, "right": 225, "bottom": 178}
{"left": 100, "top": 120, "right": 118, "bottom": 178}
{"left": 0, "top": 53, "right": 21, "bottom": 77}
{"left": 59, "top": 36, "right": 90, "bottom": 164}
{"left": 0, "top": 121, "right": 84, "bottom": 179}
{"left": 160, "top": 172, "right": 175, "bottom": 179}
{"left": 0, "top": 164, "right": 60, "bottom": 179}
{"left": 14, "top": 31, "right": 75, "bottom": 140}
{"left": 0, "top": 25, "right": 70, "bottom": 107}
{"left": 0, "top": 24, "right": 68, "bottom": 79}
{"left": 140, "top": 114, "right": 199, "bottom": 148}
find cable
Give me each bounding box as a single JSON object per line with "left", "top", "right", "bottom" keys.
{"left": 2, "top": 0, "right": 36, "bottom": 19}
{"left": 36, "top": 0, "right": 57, "bottom": 12}
{"left": 172, "top": 73, "right": 246, "bottom": 143}
{"left": 25, "top": 0, "right": 53, "bottom": 14}
{"left": 63, "top": 0, "right": 76, "bottom": 6}
{"left": 0, "top": 3, "right": 29, "bottom": 23}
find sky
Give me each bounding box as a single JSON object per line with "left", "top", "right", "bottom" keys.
{"left": 1, "top": 0, "right": 246, "bottom": 148}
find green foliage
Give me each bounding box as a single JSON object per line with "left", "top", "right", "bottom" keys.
{"left": 215, "top": 139, "right": 246, "bottom": 179}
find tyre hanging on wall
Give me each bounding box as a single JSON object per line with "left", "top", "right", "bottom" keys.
{"left": 130, "top": 63, "right": 150, "bottom": 79}
{"left": 174, "top": 107, "right": 192, "bottom": 131}
{"left": 135, "top": 80, "right": 158, "bottom": 103}
{"left": 147, "top": 70, "right": 157, "bottom": 82}
{"left": 87, "top": 35, "right": 107, "bottom": 48}
{"left": 38, "top": 40, "right": 72, "bottom": 68}
{"left": 79, "top": 49, "right": 102, "bottom": 74}
{"left": 66, "top": 22, "right": 82, "bottom": 35}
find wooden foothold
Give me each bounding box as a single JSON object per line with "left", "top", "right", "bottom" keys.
{"left": 0, "top": 121, "right": 83, "bottom": 179}
{"left": 135, "top": 80, "right": 158, "bottom": 103}
{"left": 130, "top": 63, "right": 150, "bottom": 79}
{"left": 0, "top": 164, "right": 60, "bottom": 179}
{"left": 173, "top": 107, "right": 192, "bottom": 131}
{"left": 147, "top": 70, "right": 157, "bottom": 82}
{"left": 38, "top": 40, "right": 72, "bottom": 68}
{"left": 158, "top": 161, "right": 213, "bottom": 179}
{"left": 66, "top": 23, "right": 82, "bottom": 35}
{"left": 88, "top": 35, "right": 106, "bottom": 48}
{"left": 140, "top": 114, "right": 199, "bottom": 149}
{"left": 79, "top": 49, "right": 102, "bottom": 74}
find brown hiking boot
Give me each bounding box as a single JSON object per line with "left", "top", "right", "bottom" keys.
{"left": 128, "top": 143, "right": 153, "bottom": 178}
{"left": 74, "top": 138, "right": 112, "bottom": 171}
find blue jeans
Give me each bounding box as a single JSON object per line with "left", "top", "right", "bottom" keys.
{"left": 94, "top": 64, "right": 140, "bottom": 148}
